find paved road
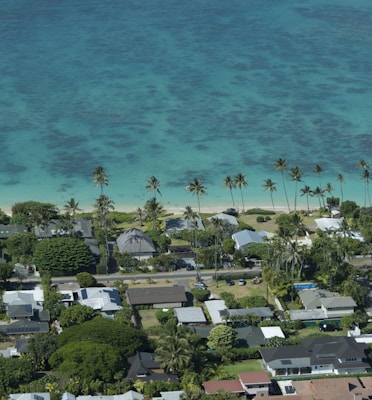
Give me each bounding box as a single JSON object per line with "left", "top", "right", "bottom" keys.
{"left": 13, "top": 267, "right": 262, "bottom": 286}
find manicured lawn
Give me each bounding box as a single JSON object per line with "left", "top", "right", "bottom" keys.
{"left": 223, "top": 359, "right": 263, "bottom": 376}
{"left": 138, "top": 309, "right": 159, "bottom": 330}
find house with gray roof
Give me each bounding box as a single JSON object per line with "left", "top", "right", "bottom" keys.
{"left": 126, "top": 352, "right": 178, "bottom": 383}
{"left": 76, "top": 287, "right": 123, "bottom": 313}
{"left": 220, "top": 307, "right": 273, "bottom": 322}
{"left": 231, "top": 229, "right": 264, "bottom": 250}
{"left": 9, "top": 393, "right": 50, "bottom": 400}
{"left": 116, "top": 228, "right": 156, "bottom": 260}
{"left": 126, "top": 286, "right": 187, "bottom": 309}
{"left": 207, "top": 213, "right": 238, "bottom": 226}
{"left": 298, "top": 288, "right": 356, "bottom": 319}
{"left": 174, "top": 307, "right": 207, "bottom": 325}
{"left": 34, "top": 219, "right": 93, "bottom": 238}
{"left": 0, "top": 224, "right": 28, "bottom": 239}
{"left": 3, "top": 289, "right": 44, "bottom": 319}
{"left": 165, "top": 215, "right": 204, "bottom": 235}
{"left": 260, "top": 336, "right": 369, "bottom": 377}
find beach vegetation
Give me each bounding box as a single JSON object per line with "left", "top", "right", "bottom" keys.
{"left": 145, "top": 175, "right": 162, "bottom": 199}
{"left": 92, "top": 165, "right": 109, "bottom": 195}
{"left": 233, "top": 173, "right": 248, "bottom": 212}
{"left": 5, "top": 232, "right": 37, "bottom": 263}
{"left": 144, "top": 197, "right": 165, "bottom": 230}
{"left": 11, "top": 201, "right": 58, "bottom": 231}
{"left": 186, "top": 177, "right": 208, "bottom": 214}
{"left": 33, "top": 237, "right": 92, "bottom": 275}
{"left": 222, "top": 176, "right": 236, "bottom": 208}
{"left": 274, "top": 158, "right": 291, "bottom": 212}
{"left": 263, "top": 178, "right": 276, "bottom": 211}
{"left": 0, "top": 208, "right": 10, "bottom": 224}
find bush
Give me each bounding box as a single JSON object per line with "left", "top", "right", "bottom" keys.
{"left": 191, "top": 288, "right": 210, "bottom": 302}
{"left": 256, "top": 216, "right": 265, "bottom": 223}
{"left": 244, "top": 208, "right": 275, "bottom": 215}
{"left": 231, "top": 347, "right": 261, "bottom": 360}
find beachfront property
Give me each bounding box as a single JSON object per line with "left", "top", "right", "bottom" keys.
{"left": 116, "top": 228, "right": 156, "bottom": 260}
{"left": 231, "top": 229, "right": 266, "bottom": 250}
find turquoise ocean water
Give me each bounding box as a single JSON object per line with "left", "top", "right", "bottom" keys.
{"left": 1, "top": 0, "right": 371, "bottom": 212}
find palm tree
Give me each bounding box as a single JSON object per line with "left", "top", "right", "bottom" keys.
{"left": 300, "top": 185, "right": 312, "bottom": 213}
{"left": 234, "top": 173, "right": 248, "bottom": 212}
{"left": 209, "top": 217, "right": 224, "bottom": 288}
{"left": 263, "top": 179, "right": 276, "bottom": 212}
{"left": 63, "top": 198, "right": 81, "bottom": 218}
{"left": 313, "top": 164, "right": 323, "bottom": 188}
{"left": 312, "top": 186, "right": 325, "bottom": 210}
{"left": 289, "top": 166, "right": 303, "bottom": 212}
{"left": 92, "top": 166, "right": 108, "bottom": 194}
{"left": 144, "top": 197, "right": 164, "bottom": 230}
{"left": 358, "top": 159, "right": 369, "bottom": 170}
{"left": 186, "top": 178, "right": 208, "bottom": 214}
{"left": 274, "top": 158, "right": 290, "bottom": 212}
{"left": 145, "top": 176, "right": 161, "bottom": 199}
{"left": 94, "top": 194, "right": 115, "bottom": 272}
{"left": 135, "top": 207, "right": 144, "bottom": 226}
{"left": 361, "top": 169, "right": 371, "bottom": 207}
{"left": 222, "top": 176, "right": 236, "bottom": 208}
{"left": 336, "top": 173, "right": 345, "bottom": 203}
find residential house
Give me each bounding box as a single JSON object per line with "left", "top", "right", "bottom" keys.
{"left": 260, "top": 336, "right": 370, "bottom": 377}
{"left": 259, "top": 376, "right": 372, "bottom": 400}
{"left": 9, "top": 393, "right": 50, "bottom": 400}
{"left": 126, "top": 286, "right": 187, "bottom": 309}
{"left": 116, "top": 228, "right": 156, "bottom": 260}
{"left": 152, "top": 391, "right": 185, "bottom": 400}
{"left": 167, "top": 245, "right": 195, "bottom": 266}
{"left": 207, "top": 213, "right": 238, "bottom": 226}
{"left": 220, "top": 307, "right": 274, "bottom": 323}
{"left": 203, "top": 371, "right": 271, "bottom": 397}
{"left": 62, "top": 392, "right": 144, "bottom": 400}
{"left": 174, "top": 307, "right": 207, "bottom": 325}
{"left": 165, "top": 215, "right": 204, "bottom": 235}
{"left": 75, "top": 287, "right": 123, "bottom": 314}
{"left": 126, "top": 351, "right": 178, "bottom": 383}
{"left": 296, "top": 288, "right": 356, "bottom": 319}
{"left": 1, "top": 288, "right": 49, "bottom": 335}
{"left": 0, "top": 224, "right": 28, "bottom": 239}
{"left": 231, "top": 229, "right": 264, "bottom": 250}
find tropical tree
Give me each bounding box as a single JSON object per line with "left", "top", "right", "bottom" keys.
{"left": 358, "top": 159, "right": 369, "bottom": 170}
{"left": 274, "top": 158, "right": 290, "bottom": 212}
{"left": 312, "top": 186, "right": 325, "bottom": 210}
{"left": 92, "top": 166, "right": 108, "bottom": 194}
{"left": 209, "top": 217, "right": 224, "bottom": 287}
{"left": 336, "top": 173, "right": 345, "bottom": 203}
{"left": 289, "top": 166, "right": 303, "bottom": 212}
{"left": 222, "top": 176, "right": 236, "bottom": 208}
{"left": 135, "top": 207, "right": 145, "bottom": 226}
{"left": 145, "top": 176, "right": 161, "bottom": 199}
{"left": 93, "top": 194, "right": 115, "bottom": 272}
{"left": 300, "top": 185, "right": 312, "bottom": 213}
{"left": 234, "top": 173, "right": 248, "bottom": 212}
{"left": 207, "top": 325, "right": 238, "bottom": 361}
{"left": 313, "top": 164, "right": 323, "bottom": 187}
{"left": 186, "top": 178, "right": 208, "bottom": 214}
{"left": 361, "top": 169, "right": 370, "bottom": 207}
{"left": 263, "top": 178, "right": 276, "bottom": 212}
{"left": 325, "top": 182, "right": 333, "bottom": 197}
{"left": 63, "top": 198, "right": 81, "bottom": 218}
{"left": 144, "top": 197, "right": 164, "bottom": 230}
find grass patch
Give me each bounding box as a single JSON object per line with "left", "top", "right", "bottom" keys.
{"left": 223, "top": 359, "right": 263, "bottom": 376}
{"left": 137, "top": 309, "right": 159, "bottom": 330}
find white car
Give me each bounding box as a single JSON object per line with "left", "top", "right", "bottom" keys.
{"left": 238, "top": 279, "right": 246, "bottom": 286}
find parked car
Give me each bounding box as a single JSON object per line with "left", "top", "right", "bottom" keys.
{"left": 186, "top": 264, "right": 195, "bottom": 271}
{"left": 225, "top": 279, "right": 234, "bottom": 286}
{"left": 319, "top": 323, "right": 341, "bottom": 332}
{"left": 238, "top": 279, "right": 246, "bottom": 286}
{"left": 193, "top": 281, "right": 207, "bottom": 289}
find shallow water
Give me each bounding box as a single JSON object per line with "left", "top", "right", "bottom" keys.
{"left": 0, "top": 0, "right": 371, "bottom": 212}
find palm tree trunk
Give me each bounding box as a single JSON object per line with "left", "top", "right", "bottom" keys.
{"left": 240, "top": 189, "right": 245, "bottom": 212}
{"left": 282, "top": 171, "right": 290, "bottom": 212}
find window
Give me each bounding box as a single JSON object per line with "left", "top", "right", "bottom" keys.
{"left": 281, "top": 359, "right": 292, "bottom": 365}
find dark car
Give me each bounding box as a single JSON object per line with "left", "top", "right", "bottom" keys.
{"left": 186, "top": 264, "right": 195, "bottom": 271}
{"left": 319, "top": 323, "right": 341, "bottom": 332}
{"left": 225, "top": 279, "right": 234, "bottom": 286}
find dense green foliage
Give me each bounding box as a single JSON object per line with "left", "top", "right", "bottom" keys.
{"left": 76, "top": 272, "right": 97, "bottom": 287}
{"left": 207, "top": 325, "right": 238, "bottom": 361}
{"left": 11, "top": 201, "right": 58, "bottom": 230}
{"left": 0, "top": 356, "right": 35, "bottom": 396}
{"left": 33, "top": 238, "right": 92, "bottom": 274}
{"left": 191, "top": 288, "right": 210, "bottom": 302}
{"left": 5, "top": 233, "right": 37, "bottom": 263}
{"left": 57, "top": 317, "right": 148, "bottom": 358}
{"left": 59, "top": 305, "right": 97, "bottom": 327}
{"left": 27, "top": 333, "right": 58, "bottom": 370}
{"left": 49, "top": 341, "right": 124, "bottom": 382}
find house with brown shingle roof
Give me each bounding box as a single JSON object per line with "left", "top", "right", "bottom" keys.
{"left": 126, "top": 286, "right": 187, "bottom": 309}
{"left": 203, "top": 371, "right": 271, "bottom": 396}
